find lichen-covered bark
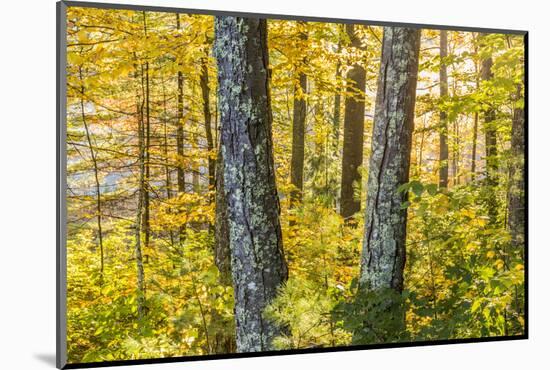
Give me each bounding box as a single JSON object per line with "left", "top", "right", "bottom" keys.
{"left": 507, "top": 86, "right": 525, "bottom": 253}
{"left": 214, "top": 16, "right": 289, "bottom": 353}
{"left": 438, "top": 30, "right": 449, "bottom": 189}
{"left": 359, "top": 27, "right": 420, "bottom": 292}
{"left": 214, "top": 147, "right": 231, "bottom": 284}
{"left": 340, "top": 24, "right": 367, "bottom": 220}
{"left": 213, "top": 147, "right": 237, "bottom": 353}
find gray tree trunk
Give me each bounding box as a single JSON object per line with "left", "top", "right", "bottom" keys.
{"left": 507, "top": 85, "right": 525, "bottom": 253}
{"left": 481, "top": 56, "right": 499, "bottom": 224}
{"left": 471, "top": 35, "right": 480, "bottom": 179}
{"left": 134, "top": 66, "right": 146, "bottom": 318}
{"left": 359, "top": 27, "right": 421, "bottom": 292}
{"left": 290, "top": 23, "right": 308, "bottom": 206}
{"left": 333, "top": 25, "right": 343, "bottom": 147}
{"left": 214, "top": 147, "right": 231, "bottom": 284}
{"left": 213, "top": 145, "right": 237, "bottom": 354}
{"left": 438, "top": 30, "right": 449, "bottom": 189}
{"left": 200, "top": 55, "right": 216, "bottom": 195}
{"left": 340, "top": 24, "right": 367, "bottom": 221}
{"left": 175, "top": 14, "right": 187, "bottom": 241}
{"left": 176, "top": 15, "right": 185, "bottom": 194}
{"left": 78, "top": 67, "right": 104, "bottom": 277}
{"left": 142, "top": 13, "right": 151, "bottom": 250}
{"left": 214, "top": 16, "right": 289, "bottom": 353}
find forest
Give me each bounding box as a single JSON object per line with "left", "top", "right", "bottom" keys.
{"left": 65, "top": 6, "right": 525, "bottom": 363}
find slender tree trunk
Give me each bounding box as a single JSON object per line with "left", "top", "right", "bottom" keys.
{"left": 470, "top": 35, "right": 480, "bottom": 181}
{"left": 162, "top": 79, "right": 172, "bottom": 199}
{"left": 134, "top": 64, "right": 146, "bottom": 318}
{"left": 176, "top": 14, "right": 186, "bottom": 241}
{"left": 507, "top": 85, "right": 525, "bottom": 254}
{"left": 438, "top": 30, "right": 449, "bottom": 189}
{"left": 471, "top": 111, "right": 479, "bottom": 178}
{"left": 214, "top": 16, "right": 289, "bottom": 352}
{"left": 360, "top": 26, "right": 421, "bottom": 293}
{"left": 417, "top": 117, "right": 425, "bottom": 177}
{"left": 333, "top": 27, "right": 343, "bottom": 147}
{"left": 333, "top": 68, "right": 341, "bottom": 145}
{"left": 191, "top": 77, "right": 201, "bottom": 194}
{"left": 453, "top": 119, "right": 460, "bottom": 185}
{"left": 340, "top": 24, "right": 367, "bottom": 221}
{"left": 481, "top": 55, "right": 498, "bottom": 224}
{"left": 78, "top": 67, "right": 104, "bottom": 277}
{"left": 290, "top": 22, "right": 308, "bottom": 206}
{"left": 200, "top": 54, "right": 216, "bottom": 198}
{"left": 162, "top": 77, "right": 176, "bottom": 247}
{"left": 143, "top": 13, "right": 151, "bottom": 250}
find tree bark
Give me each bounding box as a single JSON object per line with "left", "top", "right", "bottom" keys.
{"left": 161, "top": 76, "right": 176, "bottom": 247}
{"left": 290, "top": 23, "right": 308, "bottom": 206}
{"left": 507, "top": 85, "right": 525, "bottom": 253}
{"left": 213, "top": 145, "right": 237, "bottom": 354}
{"left": 470, "top": 35, "right": 480, "bottom": 180}
{"left": 340, "top": 24, "right": 367, "bottom": 221}
{"left": 471, "top": 111, "right": 479, "bottom": 177}
{"left": 359, "top": 26, "right": 421, "bottom": 293}
{"left": 200, "top": 54, "right": 216, "bottom": 196}
{"left": 176, "top": 14, "right": 186, "bottom": 240}
{"left": 78, "top": 67, "right": 104, "bottom": 277}
{"left": 214, "top": 147, "right": 231, "bottom": 284}
{"left": 214, "top": 16, "right": 289, "bottom": 353}
{"left": 481, "top": 56, "right": 498, "bottom": 224}
{"left": 453, "top": 118, "right": 460, "bottom": 185}
{"left": 134, "top": 64, "right": 146, "bottom": 318}
{"left": 143, "top": 13, "right": 151, "bottom": 250}
{"left": 438, "top": 30, "right": 449, "bottom": 189}
{"left": 333, "top": 25, "right": 343, "bottom": 147}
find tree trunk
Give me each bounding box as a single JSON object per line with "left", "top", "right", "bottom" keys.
{"left": 290, "top": 23, "right": 308, "bottom": 206}
{"left": 213, "top": 145, "right": 236, "bottom": 354}
{"left": 214, "top": 16, "right": 289, "bottom": 353}
{"left": 471, "top": 111, "right": 479, "bottom": 178}
{"left": 507, "top": 85, "right": 525, "bottom": 253}
{"left": 438, "top": 30, "right": 449, "bottom": 189}
{"left": 78, "top": 67, "right": 104, "bottom": 277}
{"left": 200, "top": 54, "right": 216, "bottom": 196}
{"left": 360, "top": 26, "right": 421, "bottom": 293}
{"left": 481, "top": 56, "right": 498, "bottom": 224}
{"left": 143, "top": 13, "right": 151, "bottom": 250}
{"left": 192, "top": 80, "right": 201, "bottom": 194}
{"left": 134, "top": 64, "right": 146, "bottom": 318}
{"left": 176, "top": 14, "right": 186, "bottom": 240}
{"left": 214, "top": 147, "right": 231, "bottom": 284}
{"left": 470, "top": 35, "right": 480, "bottom": 180}
{"left": 453, "top": 118, "right": 460, "bottom": 185}
{"left": 340, "top": 24, "right": 367, "bottom": 221}
{"left": 162, "top": 76, "right": 175, "bottom": 247}
{"left": 333, "top": 26, "right": 343, "bottom": 147}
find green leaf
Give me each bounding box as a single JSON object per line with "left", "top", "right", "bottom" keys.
{"left": 410, "top": 181, "right": 424, "bottom": 197}
{"left": 397, "top": 182, "right": 410, "bottom": 194}
{"left": 425, "top": 183, "right": 438, "bottom": 196}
